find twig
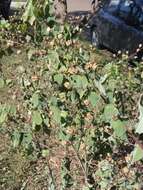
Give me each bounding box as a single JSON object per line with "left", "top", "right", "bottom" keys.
{"left": 47, "top": 160, "right": 57, "bottom": 190}
{"left": 20, "top": 178, "right": 29, "bottom": 190}
{"left": 70, "top": 143, "right": 90, "bottom": 187}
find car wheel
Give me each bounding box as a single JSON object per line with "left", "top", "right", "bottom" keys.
{"left": 91, "top": 28, "right": 101, "bottom": 48}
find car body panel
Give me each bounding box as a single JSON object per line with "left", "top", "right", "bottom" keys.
{"left": 0, "top": 0, "right": 12, "bottom": 19}
{"left": 90, "top": 0, "right": 143, "bottom": 54}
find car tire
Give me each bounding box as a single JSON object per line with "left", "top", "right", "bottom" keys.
{"left": 91, "top": 28, "right": 101, "bottom": 48}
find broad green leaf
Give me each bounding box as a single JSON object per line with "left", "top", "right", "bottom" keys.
{"left": 31, "top": 93, "right": 39, "bottom": 108}
{"left": 81, "top": 75, "right": 89, "bottom": 89}
{"left": 0, "top": 111, "right": 7, "bottom": 124}
{"left": 0, "top": 19, "right": 10, "bottom": 29}
{"left": 42, "top": 149, "right": 49, "bottom": 157}
{"left": 49, "top": 96, "right": 58, "bottom": 106}
{"left": 100, "top": 180, "right": 109, "bottom": 189}
{"left": 44, "top": 117, "right": 49, "bottom": 126}
{"left": 27, "top": 49, "right": 36, "bottom": 60}
{"left": 88, "top": 91, "right": 100, "bottom": 107}
{"left": 132, "top": 144, "right": 143, "bottom": 162}
{"left": 22, "top": 0, "right": 36, "bottom": 25}
{"left": 61, "top": 110, "right": 68, "bottom": 118}
{"left": 70, "top": 91, "right": 77, "bottom": 103}
{"left": 72, "top": 75, "right": 88, "bottom": 89}
{"left": 107, "top": 91, "right": 114, "bottom": 102}
{"left": 59, "top": 65, "right": 67, "bottom": 72}
{"left": 9, "top": 105, "right": 17, "bottom": 115}
{"left": 0, "top": 104, "right": 10, "bottom": 123}
{"left": 0, "top": 78, "right": 5, "bottom": 88}
{"left": 103, "top": 104, "right": 119, "bottom": 122}
{"left": 53, "top": 74, "right": 63, "bottom": 85}
{"left": 94, "top": 79, "right": 106, "bottom": 97}
{"left": 136, "top": 96, "right": 143, "bottom": 134}
{"left": 77, "top": 89, "right": 86, "bottom": 99}
{"left": 136, "top": 117, "right": 143, "bottom": 134}
{"left": 100, "top": 74, "right": 108, "bottom": 84}
{"left": 83, "top": 187, "right": 91, "bottom": 190}
{"left": 48, "top": 50, "right": 60, "bottom": 70}
{"left": 22, "top": 77, "right": 31, "bottom": 87}
{"left": 5, "top": 79, "right": 12, "bottom": 86}
{"left": 12, "top": 131, "right": 21, "bottom": 148}
{"left": 51, "top": 106, "right": 61, "bottom": 124}
{"left": 102, "top": 63, "right": 113, "bottom": 74}
{"left": 32, "top": 111, "right": 42, "bottom": 125}
{"left": 74, "top": 114, "right": 82, "bottom": 126}
{"left": 58, "top": 130, "right": 70, "bottom": 141}
{"left": 71, "top": 75, "right": 80, "bottom": 88}
{"left": 22, "top": 133, "right": 33, "bottom": 148}
{"left": 111, "top": 120, "right": 127, "bottom": 140}
{"left": 107, "top": 79, "right": 117, "bottom": 91}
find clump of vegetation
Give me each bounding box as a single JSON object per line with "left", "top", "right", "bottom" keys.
{"left": 0, "top": 0, "right": 143, "bottom": 189}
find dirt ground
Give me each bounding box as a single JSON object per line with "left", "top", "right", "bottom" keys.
{"left": 67, "top": 0, "right": 92, "bottom": 12}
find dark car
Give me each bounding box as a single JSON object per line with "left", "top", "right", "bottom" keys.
{"left": 0, "top": 0, "right": 12, "bottom": 19}
{"left": 90, "top": 0, "right": 143, "bottom": 55}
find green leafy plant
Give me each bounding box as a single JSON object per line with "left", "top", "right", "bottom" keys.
{"left": 0, "top": 1, "right": 143, "bottom": 189}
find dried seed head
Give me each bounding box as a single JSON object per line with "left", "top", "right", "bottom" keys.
{"left": 136, "top": 48, "right": 140, "bottom": 52}
{"left": 125, "top": 51, "right": 129, "bottom": 55}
